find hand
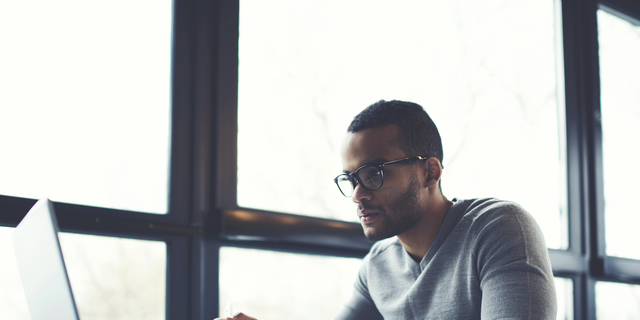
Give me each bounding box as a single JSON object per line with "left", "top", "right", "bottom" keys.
{"left": 214, "top": 312, "right": 258, "bottom": 320}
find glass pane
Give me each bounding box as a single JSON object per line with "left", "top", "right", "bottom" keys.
{"left": 598, "top": 9, "right": 640, "bottom": 260}
{"left": 219, "top": 247, "right": 361, "bottom": 319}
{"left": 596, "top": 281, "right": 640, "bottom": 319}
{"left": 60, "top": 233, "right": 167, "bottom": 320}
{"left": 237, "top": 0, "right": 567, "bottom": 249}
{"left": 0, "top": 227, "right": 30, "bottom": 320}
{"left": 554, "top": 277, "right": 573, "bottom": 320}
{"left": 0, "top": 227, "right": 167, "bottom": 320}
{"left": 0, "top": 0, "right": 173, "bottom": 214}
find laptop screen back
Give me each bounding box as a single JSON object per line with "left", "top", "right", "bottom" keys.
{"left": 12, "top": 198, "right": 80, "bottom": 320}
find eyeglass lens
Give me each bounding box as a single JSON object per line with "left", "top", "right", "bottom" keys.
{"left": 337, "top": 166, "right": 383, "bottom": 197}
{"left": 336, "top": 175, "right": 354, "bottom": 197}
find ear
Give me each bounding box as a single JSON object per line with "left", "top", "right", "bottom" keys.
{"left": 424, "top": 157, "right": 443, "bottom": 189}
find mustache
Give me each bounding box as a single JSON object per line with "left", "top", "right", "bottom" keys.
{"left": 359, "top": 204, "right": 384, "bottom": 212}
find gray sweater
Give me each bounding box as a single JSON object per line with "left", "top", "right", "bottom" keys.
{"left": 334, "top": 198, "right": 557, "bottom": 319}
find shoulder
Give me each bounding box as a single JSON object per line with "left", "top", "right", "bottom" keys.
{"left": 456, "top": 197, "right": 526, "bottom": 218}
{"left": 455, "top": 198, "right": 535, "bottom": 227}
{"left": 454, "top": 198, "right": 544, "bottom": 244}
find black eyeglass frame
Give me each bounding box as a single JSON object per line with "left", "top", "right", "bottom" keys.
{"left": 334, "top": 155, "right": 428, "bottom": 197}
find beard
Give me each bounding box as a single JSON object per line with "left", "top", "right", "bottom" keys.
{"left": 362, "top": 173, "right": 423, "bottom": 241}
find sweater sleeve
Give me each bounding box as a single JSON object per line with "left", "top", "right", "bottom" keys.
{"left": 333, "top": 255, "right": 384, "bottom": 320}
{"left": 474, "top": 202, "right": 557, "bottom": 319}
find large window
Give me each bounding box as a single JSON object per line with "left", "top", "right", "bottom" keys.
{"left": 237, "top": 0, "right": 568, "bottom": 250}
{"left": 0, "top": 227, "right": 166, "bottom": 320}
{"left": 60, "top": 233, "right": 167, "bottom": 320}
{"left": 555, "top": 277, "right": 574, "bottom": 320}
{"left": 0, "top": 0, "right": 172, "bottom": 214}
{"left": 1, "top": 0, "right": 178, "bottom": 319}
{"left": 219, "top": 247, "right": 361, "bottom": 319}
{"left": 0, "top": 227, "right": 30, "bottom": 320}
{"left": 596, "top": 281, "right": 640, "bottom": 318}
{"left": 597, "top": 8, "right": 640, "bottom": 261}
{"left": 2, "top": 0, "right": 640, "bottom": 319}
{"left": 593, "top": 5, "right": 640, "bottom": 315}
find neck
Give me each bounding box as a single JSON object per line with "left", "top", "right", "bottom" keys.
{"left": 397, "top": 194, "right": 453, "bottom": 262}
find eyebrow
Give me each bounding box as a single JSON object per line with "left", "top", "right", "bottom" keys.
{"left": 342, "top": 158, "right": 388, "bottom": 174}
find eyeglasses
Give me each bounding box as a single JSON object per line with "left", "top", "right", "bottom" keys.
{"left": 334, "top": 156, "right": 427, "bottom": 197}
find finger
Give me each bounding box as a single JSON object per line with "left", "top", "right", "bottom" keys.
{"left": 232, "top": 313, "right": 258, "bottom": 320}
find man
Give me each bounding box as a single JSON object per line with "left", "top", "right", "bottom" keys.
{"left": 217, "top": 100, "right": 557, "bottom": 320}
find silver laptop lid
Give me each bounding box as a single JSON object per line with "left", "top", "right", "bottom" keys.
{"left": 12, "top": 198, "right": 80, "bottom": 320}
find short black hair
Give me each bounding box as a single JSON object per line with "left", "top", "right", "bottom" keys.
{"left": 348, "top": 100, "right": 443, "bottom": 165}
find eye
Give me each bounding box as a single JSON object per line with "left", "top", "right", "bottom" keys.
{"left": 358, "top": 166, "right": 382, "bottom": 188}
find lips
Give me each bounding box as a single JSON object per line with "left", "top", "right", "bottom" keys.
{"left": 358, "top": 208, "right": 380, "bottom": 224}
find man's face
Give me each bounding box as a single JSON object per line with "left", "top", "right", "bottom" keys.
{"left": 341, "top": 124, "right": 424, "bottom": 241}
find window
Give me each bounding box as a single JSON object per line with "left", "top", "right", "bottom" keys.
{"left": 237, "top": 0, "right": 568, "bottom": 250}
{"left": 3, "top": 0, "right": 640, "bottom": 319}
{"left": 0, "top": 0, "right": 172, "bottom": 214}
{"left": 555, "top": 277, "right": 574, "bottom": 320}
{"left": 596, "top": 281, "right": 640, "bottom": 318}
{"left": 597, "top": 8, "right": 640, "bottom": 260}
{"left": 0, "top": 227, "right": 30, "bottom": 320}
{"left": 0, "top": 227, "right": 166, "bottom": 320}
{"left": 1, "top": 0, "right": 177, "bottom": 319}
{"left": 219, "top": 247, "right": 361, "bottom": 319}
{"left": 60, "top": 233, "right": 167, "bottom": 320}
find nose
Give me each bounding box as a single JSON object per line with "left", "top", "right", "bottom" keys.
{"left": 351, "top": 182, "right": 372, "bottom": 204}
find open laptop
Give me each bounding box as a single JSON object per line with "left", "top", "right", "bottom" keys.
{"left": 12, "top": 198, "right": 81, "bottom": 320}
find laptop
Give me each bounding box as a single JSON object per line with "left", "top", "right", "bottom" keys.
{"left": 12, "top": 198, "right": 81, "bottom": 320}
